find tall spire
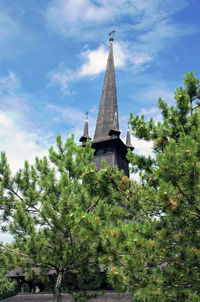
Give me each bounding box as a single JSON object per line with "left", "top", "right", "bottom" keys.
{"left": 79, "top": 113, "right": 91, "bottom": 146}
{"left": 93, "top": 38, "right": 120, "bottom": 142}
{"left": 91, "top": 35, "right": 133, "bottom": 177}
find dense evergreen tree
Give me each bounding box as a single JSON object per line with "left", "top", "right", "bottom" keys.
{"left": 101, "top": 72, "right": 200, "bottom": 301}
{"left": 0, "top": 136, "right": 127, "bottom": 302}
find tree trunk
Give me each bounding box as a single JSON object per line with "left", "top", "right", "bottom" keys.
{"left": 53, "top": 272, "right": 62, "bottom": 302}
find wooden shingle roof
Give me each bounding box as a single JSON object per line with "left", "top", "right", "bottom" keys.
{"left": 93, "top": 39, "right": 120, "bottom": 142}
{"left": 1, "top": 293, "right": 133, "bottom": 302}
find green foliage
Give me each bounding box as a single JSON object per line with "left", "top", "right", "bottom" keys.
{"left": 1, "top": 71, "right": 200, "bottom": 301}
{"left": 0, "top": 248, "right": 18, "bottom": 300}
{"left": 102, "top": 72, "right": 200, "bottom": 301}
{"left": 0, "top": 135, "right": 127, "bottom": 301}
{"left": 0, "top": 273, "right": 17, "bottom": 301}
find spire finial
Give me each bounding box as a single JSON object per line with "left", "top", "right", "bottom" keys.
{"left": 108, "top": 29, "right": 116, "bottom": 42}
{"left": 85, "top": 111, "right": 88, "bottom": 121}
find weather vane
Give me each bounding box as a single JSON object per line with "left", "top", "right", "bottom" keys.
{"left": 108, "top": 29, "right": 116, "bottom": 41}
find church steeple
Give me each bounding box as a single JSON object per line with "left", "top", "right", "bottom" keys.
{"left": 93, "top": 38, "right": 120, "bottom": 142}
{"left": 91, "top": 36, "right": 133, "bottom": 177}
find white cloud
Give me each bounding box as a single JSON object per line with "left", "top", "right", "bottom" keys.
{"left": 48, "top": 45, "right": 109, "bottom": 92}
{"left": 79, "top": 42, "right": 131, "bottom": 77}
{"left": 79, "top": 41, "right": 152, "bottom": 77}
{"left": 0, "top": 111, "right": 49, "bottom": 173}
{"left": 46, "top": 0, "right": 196, "bottom": 94}
{"left": 45, "top": 0, "right": 192, "bottom": 43}
{"left": 45, "top": 0, "right": 195, "bottom": 82}
{"left": 0, "top": 73, "right": 52, "bottom": 173}
{"left": 49, "top": 41, "right": 152, "bottom": 93}
{"left": 48, "top": 66, "right": 77, "bottom": 95}
{"left": 45, "top": 0, "right": 118, "bottom": 38}
{"left": 79, "top": 45, "right": 107, "bottom": 77}
{"left": 131, "top": 135, "right": 154, "bottom": 158}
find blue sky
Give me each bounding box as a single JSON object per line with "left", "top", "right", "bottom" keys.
{"left": 0, "top": 0, "right": 199, "bottom": 167}
{"left": 0, "top": 1, "right": 200, "bottom": 241}
{"left": 0, "top": 0, "right": 199, "bottom": 169}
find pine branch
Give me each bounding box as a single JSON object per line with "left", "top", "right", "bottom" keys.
{"left": 0, "top": 244, "right": 30, "bottom": 259}
{"left": 86, "top": 195, "right": 102, "bottom": 213}
{"left": 7, "top": 184, "right": 23, "bottom": 201}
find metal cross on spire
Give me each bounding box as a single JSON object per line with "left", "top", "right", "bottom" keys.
{"left": 108, "top": 29, "right": 116, "bottom": 41}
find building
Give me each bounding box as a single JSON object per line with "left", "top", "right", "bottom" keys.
{"left": 80, "top": 36, "right": 134, "bottom": 177}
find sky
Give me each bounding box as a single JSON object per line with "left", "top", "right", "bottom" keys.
{"left": 0, "top": 0, "right": 200, "bottom": 241}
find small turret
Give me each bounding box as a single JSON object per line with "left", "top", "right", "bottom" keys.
{"left": 79, "top": 113, "right": 91, "bottom": 146}
{"left": 126, "top": 127, "right": 134, "bottom": 150}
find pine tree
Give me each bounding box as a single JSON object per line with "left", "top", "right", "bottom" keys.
{"left": 0, "top": 248, "right": 18, "bottom": 300}
{"left": 1, "top": 72, "right": 200, "bottom": 302}
{"left": 101, "top": 72, "right": 200, "bottom": 301}
{"left": 0, "top": 135, "right": 126, "bottom": 302}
